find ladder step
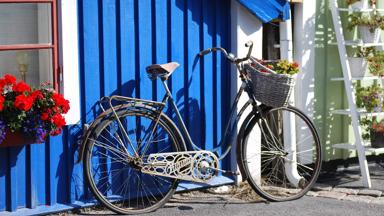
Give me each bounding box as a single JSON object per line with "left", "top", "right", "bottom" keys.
{"left": 329, "top": 40, "right": 384, "bottom": 47}
{"left": 337, "top": 8, "right": 384, "bottom": 12}
{"left": 331, "top": 109, "right": 384, "bottom": 117}
{"left": 332, "top": 143, "right": 356, "bottom": 150}
{"left": 330, "top": 76, "right": 384, "bottom": 81}
{"left": 333, "top": 143, "right": 384, "bottom": 154}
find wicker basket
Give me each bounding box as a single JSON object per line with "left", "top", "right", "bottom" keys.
{"left": 245, "top": 59, "right": 296, "bottom": 107}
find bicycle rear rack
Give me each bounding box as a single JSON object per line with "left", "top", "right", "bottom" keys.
{"left": 98, "top": 95, "right": 165, "bottom": 113}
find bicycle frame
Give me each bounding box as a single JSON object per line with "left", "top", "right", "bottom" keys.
{"left": 145, "top": 62, "right": 260, "bottom": 161}
{"left": 76, "top": 62, "right": 260, "bottom": 164}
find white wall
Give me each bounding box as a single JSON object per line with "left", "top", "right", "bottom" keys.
{"left": 230, "top": 0, "right": 263, "bottom": 183}
{"left": 293, "top": 2, "right": 316, "bottom": 118}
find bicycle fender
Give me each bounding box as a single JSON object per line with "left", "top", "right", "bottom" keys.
{"left": 236, "top": 111, "right": 257, "bottom": 181}
{"left": 236, "top": 105, "right": 272, "bottom": 181}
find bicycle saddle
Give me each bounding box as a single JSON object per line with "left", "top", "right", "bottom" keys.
{"left": 146, "top": 62, "right": 180, "bottom": 80}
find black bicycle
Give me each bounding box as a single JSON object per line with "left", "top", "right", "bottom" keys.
{"left": 78, "top": 41, "right": 322, "bottom": 214}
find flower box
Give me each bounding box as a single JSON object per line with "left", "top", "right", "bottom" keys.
{"left": 348, "top": 57, "right": 369, "bottom": 77}
{"left": 370, "top": 131, "right": 384, "bottom": 148}
{"left": 358, "top": 26, "right": 381, "bottom": 43}
{"left": 0, "top": 74, "right": 69, "bottom": 147}
{"left": 349, "top": 1, "right": 369, "bottom": 10}
{"left": 0, "top": 130, "right": 42, "bottom": 148}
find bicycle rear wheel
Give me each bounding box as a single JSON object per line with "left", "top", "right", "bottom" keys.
{"left": 240, "top": 106, "right": 321, "bottom": 201}
{"left": 83, "top": 108, "right": 184, "bottom": 214}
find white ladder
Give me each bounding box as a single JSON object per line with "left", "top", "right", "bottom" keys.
{"left": 329, "top": 0, "right": 384, "bottom": 188}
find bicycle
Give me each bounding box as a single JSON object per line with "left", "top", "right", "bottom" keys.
{"left": 77, "top": 41, "right": 322, "bottom": 214}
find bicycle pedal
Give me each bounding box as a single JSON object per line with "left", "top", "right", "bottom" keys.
{"left": 223, "top": 171, "right": 240, "bottom": 176}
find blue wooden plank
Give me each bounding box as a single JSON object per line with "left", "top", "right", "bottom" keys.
{"left": 216, "top": 0, "right": 230, "bottom": 168}
{"left": 0, "top": 148, "right": 6, "bottom": 211}
{"left": 187, "top": 0, "right": 202, "bottom": 148}
{"left": 119, "top": 0, "right": 136, "bottom": 97}
{"left": 9, "top": 146, "right": 26, "bottom": 210}
{"left": 30, "top": 144, "right": 46, "bottom": 207}
{"left": 170, "top": 0, "right": 186, "bottom": 124}
{"left": 68, "top": 125, "right": 85, "bottom": 204}
{"left": 202, "top": 0, "right": 214, "bottom": 151}
{"left": 138, "top": 0, "right": 153, "bottom": 101}
{"left": 82, "top": 0, "right": 101, "bottom": 122}
{"left": 47, "top": 134, "right": 65, "bottom": 205}
{"left": 102, "top": 0, "right": 118, "bottom": 96}
{"left": 213, "top": 0, "right": 221, "bottom": 156}
{"left": 154, "top": 0, "right": 168, "bottom": 99}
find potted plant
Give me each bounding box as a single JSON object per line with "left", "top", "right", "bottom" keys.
{"left": 347, "top": 12, "right": 384, "bottom": 43}
{"left": 361, "top": 117, "right": 384, "bottom": 148}
{"left": 0, "top": 74, "right": 70, "bottom": 147}
{"left": 367, "top": 50, "right": 384, "bottom": 76}
{"left": 349, "top": 47, "right": 374, "bottom": 77}
{"left": 355, "top": 83, "right": 383, "bottom": 112}
{"left": 347, "top": 0, "right": 369, "bottom": 10}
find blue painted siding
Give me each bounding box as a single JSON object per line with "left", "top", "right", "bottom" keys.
{"left": 0, "top": 0, "right": 231, "bottom": 214}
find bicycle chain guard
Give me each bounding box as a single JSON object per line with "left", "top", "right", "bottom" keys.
{"left": 141, "top": 151, "right": 219, "bottom": 183}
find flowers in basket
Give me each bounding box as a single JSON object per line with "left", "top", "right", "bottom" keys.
{"left": 0, "top": 74, "right": 70, "bottom": 144}
{"left": 257, "top": 59, "right": 300, "bottom": 76}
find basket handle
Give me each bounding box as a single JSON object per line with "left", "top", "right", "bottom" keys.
{"left": 249, "top": 57, "right": 277, "bottom": 74}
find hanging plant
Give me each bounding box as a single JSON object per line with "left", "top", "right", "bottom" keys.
{"left": 0, "top": 74, "right": 70, "bottom": 146}
{"left": 347, "top": 13, "right": 384, "bottom": 32}
{"left": 355, "top": 83, "right": 383, "bottom": 112}
{"left": 361, "top": 117, "right": 384, "bottom": 148}
{"left": 366, "top": 50, "right": 384, "bottom": 76}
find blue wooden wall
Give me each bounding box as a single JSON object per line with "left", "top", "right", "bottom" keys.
{"left": 0, "top": 0, "right": 231, "bottom": 215}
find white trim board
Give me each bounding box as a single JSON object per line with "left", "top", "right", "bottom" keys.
{"left": 59, "top": 0, "right": 81, "bottom": 125}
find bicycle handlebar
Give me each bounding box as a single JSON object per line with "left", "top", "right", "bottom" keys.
{"left": 198, "top": 41, "right": 253, "bottom": 64}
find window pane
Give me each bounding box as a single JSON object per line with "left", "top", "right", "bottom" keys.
{"left": 0, "top": 3, "right": 52, "bottom": 45}
{"left": 0, "top": 49, "right": 53, "bottom": 87}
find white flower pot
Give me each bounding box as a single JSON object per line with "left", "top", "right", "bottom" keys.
{"left": 348, "top": 57, "right": 368, "bottom": 77}
{"left": 358, "top": 26, "right": 381, "bottom": 43}
{"left": 350, "top": 1, "right": 369, "bottom": 10}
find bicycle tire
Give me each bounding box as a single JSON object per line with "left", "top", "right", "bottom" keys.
{"left": 83, "top": 107, "right": 185, "bottom": 214}
{"left": 239, "top": 105, "right": 321, "bottom": 201}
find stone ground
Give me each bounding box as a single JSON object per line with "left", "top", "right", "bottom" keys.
{"left": 50, "top": 162, "right": 384, "bottom": 215}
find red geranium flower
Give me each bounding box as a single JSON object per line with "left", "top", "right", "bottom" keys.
{"left": 41, "top": 112, "right": 49, "bottom": 121}
{"left": 0, "top": 95, "right": 4, "bottom": 111}
{"left": 51, "top": 114, "right": 66, "bottom": 127}
{"left": 14, "top": 94, "right": 34, "bottom": 111}
{"left": 4, "top": 74, "right": 16, "bottom": 85}
{"left": 31, "top": 90, "right": 44, "bottom": 100}
{"left": 13, "top": 81, "right": 31, "bottom": 93}
{"left": 52, "top": 93, "right": 70, "bottom": 114}
{"left": 50, "top": 127, "right": 63, "bottom": 136}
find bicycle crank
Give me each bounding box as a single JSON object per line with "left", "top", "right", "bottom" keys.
{"left": 141, "top": 151, "right": 220, "bottom": 183}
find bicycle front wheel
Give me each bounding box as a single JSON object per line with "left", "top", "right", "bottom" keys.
{"left": 240, "top": 106, "right": 321, "bottom": 201}
{"left": 83, "top": 108, "right": 184, "bottom": 214}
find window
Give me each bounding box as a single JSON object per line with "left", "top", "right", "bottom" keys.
{"left": 0, "top": 0, "right": 59, "bottom": 89}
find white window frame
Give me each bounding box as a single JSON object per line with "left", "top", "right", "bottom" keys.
{"left": 59, "top": 0, "right": 80, "bottom": 125}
